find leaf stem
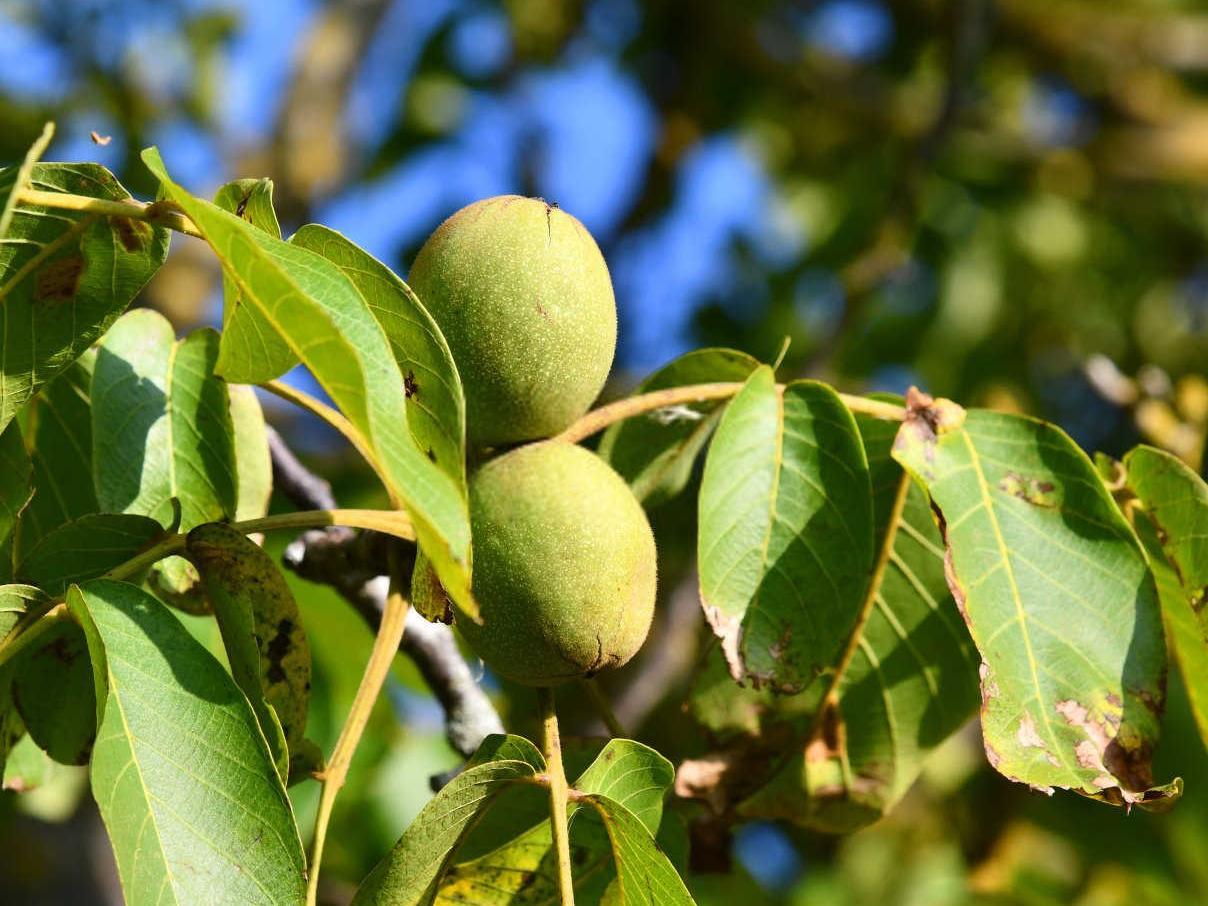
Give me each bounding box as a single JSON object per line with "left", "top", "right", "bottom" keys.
{"left": 15, "top": 187, "right": 204, "bottom": 238}
{"left": 555, "top": 382, "right": 906, "bottom": 445}
{"left": 0, "top": 507, "right": 413, "bottom": 672}
{"left": 306, "top": 550, "right": 411, "bottom": 906}
{"left": 539, "top": 686, "right": 576, "bottom": 906}
{"left": 580, "top": 679, "right": 626, "bottom": 738}
{"left": 808, "top": 474, "right": 912, "bottom": 745}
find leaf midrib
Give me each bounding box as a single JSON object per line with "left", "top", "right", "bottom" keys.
{"left": 960, "top": 430, "right": 1071, "bottom": 775}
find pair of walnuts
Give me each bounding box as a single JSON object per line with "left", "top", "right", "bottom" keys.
{"left": 410, "top": 196, "right": 656, "bottom": 687}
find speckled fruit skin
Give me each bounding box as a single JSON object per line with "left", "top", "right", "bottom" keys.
{"left": 413, "top": 441, "right": 657, "bottom": 687}
{"left": 408, "top": 195, "right": 617, "bottom": 448}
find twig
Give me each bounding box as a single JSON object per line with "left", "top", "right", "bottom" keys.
{"left": 539, "top": 687, "right": 576, "bottom": 906}
{"left": 555, "top": 383, "right": 905, "bottom": 446}
{"left": 307, "top": 553, "right": 409, "bottom": 906}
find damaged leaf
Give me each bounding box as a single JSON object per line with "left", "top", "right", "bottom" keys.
{"left": 697, "top": 367, "right": 875, "bottom": 691}
{"left": 187, "top": 523, "right": 311, "bottom": 784}
{"left": 892, "top": 390, "right": 1177, "bottom": 809}
{"left": 0, "top": 160, "right": 170, "bottom": 432}
{"left": 1124, "top": 445, "right": 1208, "bottom": 751}
{"left": 683, "top": 397, "right": 980, "bottom": 832}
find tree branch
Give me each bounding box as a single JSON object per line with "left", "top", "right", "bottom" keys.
{"left": 268, "top": 426, "right": 503, "bottom": 759}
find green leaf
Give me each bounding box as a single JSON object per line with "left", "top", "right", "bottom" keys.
{"left": 437, "top": 740, "right": 677, "bottom": 904}
{"left": 0, "top": 421, "right": 32, "bottom": 554}
{"left": 0, "top": 162, "right": 170, "bottom": 431}
{"left": 697, "top": 366, "right": 874, "bottom": 691}
{"left": 93, "top": 308, "right": 237, "bottom": 528}
{"left": 11, "top": 618, "right": 95, "bottom": 765}
{"left": 599, "top": 347, "right": 761, "bottom": 505}
{"left": 141, "top": 148, "right": 474, "bottom": 614}
{"left": 578, "top": 794, "right": 696, "bottom": 906}
{"left": 466, "top": 733, "right": 546, "bottom": 771}
{"left": 16, "top": 512, "right": 162, "bottom": 595}
{"left": 231, "top": 384, "right": 273, "bottom": 521}
{"left": 353, "top": 749, "right": 544, "bottom": 905}
{"left": 891, "top": 395, "right": 1178, "bottom": 808}
{"left": 0, "top": 583, "right": 46, "bottom": 639}
{"left": 211, "top": 178, "right": 296, "bottom": 383}
{"left": 186, "top": 523, "right": 311, "bottom": 784}
{"left": 571, "top": 739, "right": 674, "bottom": 834}
{"left": 1123, "top": 445, "right": 1208, "bottom": 751}
{"left": 68, "top": 579, "right": 306, "bottom": 905}
{"left": 17, "top": 351, "right": 97, "bottom": 554}
{"left": 731, "top": 400, "right": 981, "bottom": 831}
{"left": 291, "top": 224, "right": 467, "bottom": 492}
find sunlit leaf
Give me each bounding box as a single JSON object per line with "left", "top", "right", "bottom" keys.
{"left": 231, "top": 384, "right": 273, "bottom": 521}
{"left": 353, "top": 734, "right": 544, "bottom": 906}
{"left": 732, "top": 399, "right": 980, "bottom": 831}
{"left": 291, "top": 224, "right": 466, "bottom": 492}
{"left": 142, "top": 149, "right": 474, "bottom": 615}
{"left": 892, "top": 393, "right": 1178, "bottom": 808}
{"left": 578, "top": 794, "right": 695, "bottom": 906}
{"left": 1124, "top": 445, "right": 1208, "bottom": 751}
{"left": 437, "top": 739, "right": 677, "bottom": 904}
{"left": 68, "top": 579, "right": 306, "bottom": 905}
{"left": 0, "top": 162, "right": 169, "bottom": 431}
{"left": 697, "top": 366, "right": 874, "bottom": 691}
{"left": 211, "top": 177, "right": 295, "bottom": 383}
{"left": 598, "top": 347, "right": 760, "bottom": 505}
{"left": 93, "top": 308, "right": 237, "bottom": 528}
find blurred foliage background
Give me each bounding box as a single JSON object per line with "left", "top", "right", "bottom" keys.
{"left": 2, "top": 0, "right": 1208, "bottom": 903}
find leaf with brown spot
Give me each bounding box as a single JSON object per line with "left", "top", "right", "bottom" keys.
{"left": 687, "top": 394, "right": 980, "bottom": 833}
{"left": 0, "top": 161, "right": 170, "bottom": 431}
{"left": 893, "top": 406, "right": 1177, "bottom": 809}
{"left": 1124, "top": 445, "right": 1208, "bottom": 756}
{"left": 186, "top": 523, "right": 311, "bottom": 784}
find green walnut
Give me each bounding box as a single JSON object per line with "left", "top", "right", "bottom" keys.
{"left": 414, "top": 441, "right": 656, "bottom": 686}
{"left": 408, "top": 195, "right": 616, "bottom": 448}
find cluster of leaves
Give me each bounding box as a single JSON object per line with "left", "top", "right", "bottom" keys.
{"left": 1, "top": 121, "right": 1207, "bottom": 906}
